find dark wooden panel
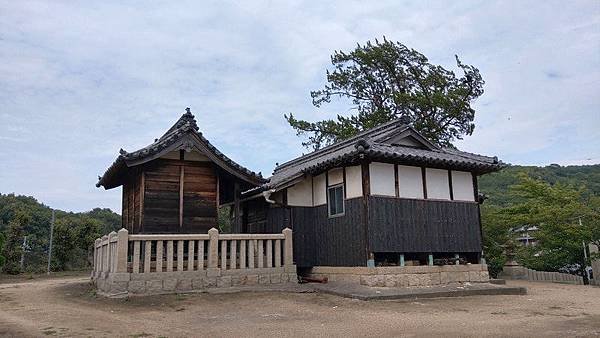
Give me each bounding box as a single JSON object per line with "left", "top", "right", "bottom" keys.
{"left": 368, "top": 196, "right": 482, "bottom": 253}
{"left": 264, "top": 198, "right": 367, "bottom": 267}
{"left": 182, "top": 161, "right": 217, "bottom": 232}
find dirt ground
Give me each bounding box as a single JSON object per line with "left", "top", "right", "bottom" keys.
{"left": 0, "top": 273, "right": 599, "bottom": 337}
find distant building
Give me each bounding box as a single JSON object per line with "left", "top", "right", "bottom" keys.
{"left": 512, "top": 225, "right": 539, "bottom": 246}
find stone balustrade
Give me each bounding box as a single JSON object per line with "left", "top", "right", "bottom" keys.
{"left": 93, "top": 228, "right": 297, "bottom": 297}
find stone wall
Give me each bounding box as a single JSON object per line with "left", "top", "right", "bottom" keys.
{"left": 94, "top": 266, "right": 298, "bottom": 297}
{"left": 308, "top": 264, "right": 489, "bottom": 287}
{"left": 500, "top": 265, "right": 584, "bottom": 285}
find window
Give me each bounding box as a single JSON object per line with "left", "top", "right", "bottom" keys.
{"left": 327, "top": 184, "right": 344, "bottom": 217}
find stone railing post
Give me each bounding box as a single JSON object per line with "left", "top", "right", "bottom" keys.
{"left": 283, "top": 228, "right": 293, "bottom": 267}
{"left": 108, "top": 231, "right": 117, "bottom": 272}
{"left": 115, "top": 228, "right": 129, "bottom": 273}
{"left": 93, "top": 238, "right": 100, "bottom": 278}
{"left": 102, "top": 235, "right": 109, "bottom": 276}
{"left": 208, "top": 228, "right": 219, "bottom": 269}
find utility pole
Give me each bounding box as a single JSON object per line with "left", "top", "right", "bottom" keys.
{"left": 579, "top": 217, "right": 590, "bottom": 282}
{"left": 20, "top": 236, "right": 27, "bottom": 271}
{"left": 47, "top": 209, "right": 55, "bottom": 275}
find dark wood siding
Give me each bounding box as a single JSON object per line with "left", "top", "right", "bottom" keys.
{"left": 368, "top": 196, "right": 482, "bottom": 253}
{"left": 140, "top": 159, "right": 217, "bottom": 234}
{"left": 264, "top": 198, "right": 367, "bottom": 267}
{"left": 182, "top": 162, "right": 217, "bottom": 232}
{"left": 143, "top": 160, "right": 181, "bottom": 233}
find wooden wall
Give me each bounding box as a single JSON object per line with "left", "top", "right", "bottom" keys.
{"left": 122, "top": 159, "right": 218, "bottom": 234}
{"left": 368, "top": 196, "right": 482, "bottom": 253}
{"left": 264, "top": 198, "right": 367, "bottom": 267}
{"left": 256, "top": 195, "right": 482, "bottom": 267}
{"left": 182, "top": 162, "right": 217, "bottom": 232}
{"left": 122, "top": 171, "right": 142, "bottom": 233}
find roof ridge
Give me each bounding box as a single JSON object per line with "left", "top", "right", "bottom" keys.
{"left": 274, "top": 119, "right": 407, "bottom": 172}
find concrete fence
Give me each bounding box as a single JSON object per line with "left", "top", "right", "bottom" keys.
{"left": 524, "top": 268, "right": 583, "bottom": 284}
{"left": 502, "top": 265, "right": 583, "bottom": 285}
{"left": 92, "top": 228, "right": 297, "bottom": 297}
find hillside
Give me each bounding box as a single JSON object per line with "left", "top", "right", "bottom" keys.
{"left": 0, "top": 193, "right": 120, "bottom": 272}
{"left": 479, "top": 164, "right": 600, "bottom": 207}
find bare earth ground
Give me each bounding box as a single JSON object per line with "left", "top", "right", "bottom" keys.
{"left": 0, "top": 273, "right": 599, "bottom": 337}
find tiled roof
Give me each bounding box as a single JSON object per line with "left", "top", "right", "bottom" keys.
{"left": 257, "top": 120, "right": 503, "bottom": 192}
{"left": 96, "top": 108, "right": 266, "bottom": 189}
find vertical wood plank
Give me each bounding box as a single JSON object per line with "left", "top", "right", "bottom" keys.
{"left": 220, "top": 240, "right": 227, "bottom": 269}
{"left": 248, "top": 239, "right": 255, "bottom": 269}
{"left": 166, "top": 240, "right": 174, "bottom": 272}
{"left": 188, "top": 240, "right": 195, "bottom": 271}
{"left": 230, "top": 240, "right": 237, "bottom": 269}
{"left": 266, "top": 239, "right": 272, "bottom": 268}
{"left": 133, "top": 241, "right": 140, "bottom": 273}
{"left": 240, "top": 240, "right": 247, "bottom": 269}
{"left": 257, "top": 240, "right": 264, "bottom": 268}
{"left": 144, "top": 240, "right": 152, "bottom": 273}
{"left": 139, "top": 172, "right": 145, "bottom": 231}
{"left": 179, "top": 166, "right": 184, "bottom": 229}
{"left": 156, "top": 240, "right": 163, "bottom": 272}
{"left": 233, "top": 182, "right": 241, "bottom": 233}
{"left": 274, "top": 239, "right": 281, "bottom": 267}
{"left": 198, "top": 240, "right": 204, "bottom": 270}
{"left": 177, "top": 240, "right": 184, "bottom": 271}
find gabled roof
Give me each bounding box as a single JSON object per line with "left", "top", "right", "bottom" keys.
{"left": 258, "top": 119, "right": 504, "bottom": 192}
{"left": 96, "top": 108, "right": 266, "bottom": 189}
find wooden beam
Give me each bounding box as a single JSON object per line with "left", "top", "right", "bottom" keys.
{"left": 448, "top": 170, "right": 454, "bottom": 201}
{"left": 421, "top": 167, "right": 428, "bottom": 199}
{"left": 361, "top": 161, "right": 371, "bottom": 266}
{"left": 179, "top": 165, "right": 184, "bottom": 229}
{"left": 394, "top": 164, "right": 399, "bottom": 198}
{"left": 139, "top": 172, "right": 145, "bottom": 231}
{"left": 234, "top": 181, "right": 241, "bottom": 233}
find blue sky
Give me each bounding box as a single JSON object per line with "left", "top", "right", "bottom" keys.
{"left": 1, "top": 1, "right": 599, "bottom": 212}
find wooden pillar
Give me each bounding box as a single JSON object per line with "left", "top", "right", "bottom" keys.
{"left": 139, "top": 172, "right": 145, "bottom": 232}
{"left": 361, "top": 162, "right": 372, "bottom": 267}
{"left": 233, "top": 181, "right": 241, "bottom": 233}
{"left": 179, "top": 165, "right": 185, "bottom": 230}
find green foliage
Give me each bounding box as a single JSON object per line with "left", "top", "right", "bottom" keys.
{"left": 481, "top": 171, "right": 599, "bottom": 278}
{"left": 0, "top": 193, "right": 120, "bottom": 273}
{"left": 1, "top": 211, "right": 29, "bottom": 274}
{"left": 218, "top": 206, "right": 232, "bottom": 233}
{"left": 480, "top": 205, "right": 509, "bottom": 278}
{"left": 0, "top": 231, "right": 5, "bottom": 268}
{"left": 285, "top": 37, "right": 485, "bottom": 149}
{"left": 479, "top": 164, "right": 600, "bottom": 207}
{"left": 52, "top": 216, "right": 103, "bottom": 271}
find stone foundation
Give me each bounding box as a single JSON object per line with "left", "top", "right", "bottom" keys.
{"left": 94, "top": 266, "right": 298, "bottom": 297}
{"left": 308, "top": 264, "right": 489, "bottom": 287}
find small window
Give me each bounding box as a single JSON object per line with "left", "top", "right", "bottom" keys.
{"left": 328, "top": 184, "right": 344, "bottom": 217}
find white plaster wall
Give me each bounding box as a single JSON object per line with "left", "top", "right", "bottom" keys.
{"left": 313, "top": 173, "right": 326, "bottom": 206}
{"left": 426, "top": 168, "right": 450, "bottom": 200}
{"left": 345, "top": 165, "right": 363, "bottom": 198}
{"left": 397, "top": 165, "right": 424, "bottom": 199}
{"left": 328, "top": 168, "right": 344, "bottom": 186}
{"left": 287, "top": 176, "right": 313, "bottom": 206}
{"left": 451, "top": 171, "right": 475, "bottom": 201}
{"left": 370, "top": 162, "right": 396, "bottom": 196}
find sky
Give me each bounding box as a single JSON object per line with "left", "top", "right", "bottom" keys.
{"left": 1, "top": 1, "right": 599, "bottom": 212}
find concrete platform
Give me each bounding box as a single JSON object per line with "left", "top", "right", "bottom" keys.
{"left": 309, "top": 281, "right": 526, "bottom": 301}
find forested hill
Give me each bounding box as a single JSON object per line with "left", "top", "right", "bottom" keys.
{"left": 479, "top": 164, "right": 600, "bottom": 207}
{"left": 0, "top": 193, "right": 120, "bottom": 272}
